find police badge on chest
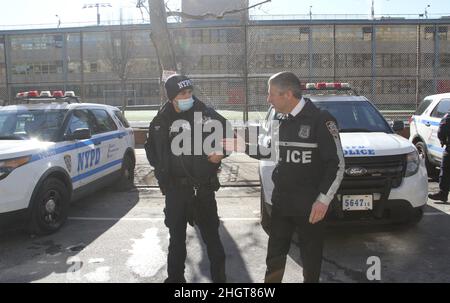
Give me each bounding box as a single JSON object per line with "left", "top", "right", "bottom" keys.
{"left": 298, "top": 125, "right": 311, "bottom": 139}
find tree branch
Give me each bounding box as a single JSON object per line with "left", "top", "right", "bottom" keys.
{"left": 166, "top": 0, "right": 271, "bottom": 20}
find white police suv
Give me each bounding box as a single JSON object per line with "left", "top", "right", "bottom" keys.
{"left": 0, "top": 91, "right": 135, "bottom": 234}
{"left": 259, "top": 83, "right": 428, "bottom": 229}
{"left": 409, "top": 92, "right": 450, "bottom": 177}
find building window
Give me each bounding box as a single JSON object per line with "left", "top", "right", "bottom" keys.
{"left": 312, "top": 28, "right": 333, "bottom": 42}
{"left": 90, "top": 63, "right": 98, "bottom": 73}
{"left": 423, "top": 53, "right": 435, "bottom": 67}
{"left": 424, "top": 26, "right": 435, "bottom": 40}
{"left": 376, "top": 26, "right": 416, "bottom": 41}
{"left": 438, "top": 26, "right": 448, "bottom": 41}
{"left": 274, "top": 54, "right": 284, "bottom": 68}
{"left": 202, "top": 29, "right": 210, "bottom": 43}
{"left": 226, "top": 29, "right": 241, "bottom": 43}
{"left": 362, "top": 27, "right": 372, "bottom": 41}
{"left": 312, "top": 54, "right": 332, "bottom": 68}
{"left": 441, "top": 54, "right": 450, "bottom": 68}
{"left": 192, "top": 29, "right": 202, "bottom": 43}
{"left": 299, "top": 27, "right": 310, "bottom": 41}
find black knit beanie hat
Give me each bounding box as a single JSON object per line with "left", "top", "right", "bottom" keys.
{"left": 165, "top": 74, "right": 194, "bottom": 101}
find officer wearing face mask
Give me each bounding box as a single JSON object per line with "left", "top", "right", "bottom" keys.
{"left": 144, "top": 74, "right": 230, "bottom": 283}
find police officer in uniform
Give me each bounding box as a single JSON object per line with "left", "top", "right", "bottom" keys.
{"left": 223, "top": 71, "right": 345, "bottom": 283}
{"left": 428, "top": 112, "right": 450, "bottom": 204}
{"left": 145, "top": 74, "right": 229, "bottom": 283}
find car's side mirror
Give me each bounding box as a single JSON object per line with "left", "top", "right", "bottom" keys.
{"left": 392, "top": 120, "right": 405, "bottom": 132}
{"left": 65, "top": 128, "right": 91, "bottom": 140}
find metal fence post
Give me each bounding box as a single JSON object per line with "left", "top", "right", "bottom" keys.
{"left": 243, "top": 17, "right": 249, "bottom": 122}
{"left": 415, "top": 24, "right": 421, "bottom": 110}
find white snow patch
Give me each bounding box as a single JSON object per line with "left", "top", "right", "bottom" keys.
{"left": 84, "top": 266, "right": 111, "bottom": 282}
{"left": 126, "top": 228, "right": 166, "bottom": 278}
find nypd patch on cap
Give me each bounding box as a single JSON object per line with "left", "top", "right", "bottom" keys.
{"left": 165, "top": 74, "right": 194, "bottom": 100}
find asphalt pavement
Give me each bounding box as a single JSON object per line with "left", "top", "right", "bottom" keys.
{"left": 1, "top": 149, "right": 450, "bottom": 283}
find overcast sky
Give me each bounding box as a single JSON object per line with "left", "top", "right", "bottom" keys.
{"left": 0, "top": 0, "right": 448, "bottom": 29}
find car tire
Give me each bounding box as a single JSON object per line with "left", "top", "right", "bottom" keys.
{"left": 407, "top": 207, "right": 424, "bottom": 226}
{"left": 28, "top": 178, "right": 70, "bottom": 235}
{"left": 116, "top": 153, "right": 135, "bottom": 191}
{"left": 415, "top": 141, "right": 439, "bottom": 180}
{"left": 260, "top": 186, "right": 271, "bottom": 234}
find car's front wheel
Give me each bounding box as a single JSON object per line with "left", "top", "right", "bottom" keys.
{"left": 407, "top": 207, "right": 424, "bottom": 226}
{"left": 28, "top": 178, "right": 70, "bottom": 235}
{"left": 116, "top": 153, "right": 135, "bottom": 191}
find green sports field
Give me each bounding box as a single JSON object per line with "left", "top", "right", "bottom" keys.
{"left": 124, "top": 110, "right": 268, "bottom": 123}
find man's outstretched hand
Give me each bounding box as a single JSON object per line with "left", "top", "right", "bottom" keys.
{"left": 221, "top": 136, "right": 246, "bottom": 153}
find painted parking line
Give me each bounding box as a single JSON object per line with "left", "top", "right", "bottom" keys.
{"left": 423, "top": 212, "right": 450, "bottom": 216}
{"left": 68, "top": 217, "right": 260, "bottom": 222}
{"left": 68, "top": 212, "right": 450, "bottom": 222}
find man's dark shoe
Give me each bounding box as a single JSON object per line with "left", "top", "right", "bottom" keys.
{"left": 428, "top": 192, "right": 449, "bottom": 203}
{"left": 164, "top": 276, "right": 186, "bottom": 283}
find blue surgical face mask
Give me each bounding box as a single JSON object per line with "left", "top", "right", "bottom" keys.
{"left": 177, "top": 97, "right": 194, "bottom": 112}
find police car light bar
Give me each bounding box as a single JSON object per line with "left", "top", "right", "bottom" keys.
{"left": 40, "top": 91, "right": 51, "bottom": 97}
{"left": 16, "top": 92, "right": 28, "bottom": 98}
{"left": 14, "top": 90, "right": 81, "bottom": 103}
{"left": 15, "top": 90, "right": 78, "bottom": 98}
{"left": 52, "top": 91, "right": 64, "bottom": 97}
{"left": 305, "top": 82, "right": 351, "bottom": 90}
{"left": 27, "top": 90, "right": 39, "bottom": 97}
{"left": 64, "top": 91, "right": 76, "bottom": 97}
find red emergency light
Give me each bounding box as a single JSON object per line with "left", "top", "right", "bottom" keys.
{"left": 52, "top": 91, "right": 64, "bottom": 97}
{"left": 27, "top": 91, "right": 39, "bottom": 97}
{"left": 305, "top": 82, "right": 351, "bottom": 90}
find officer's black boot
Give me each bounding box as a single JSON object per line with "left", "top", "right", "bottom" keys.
{"left": 164, "top": 276, "right": 186, "bottom": 283}
{"left": 428, "top": 191, "right": 449, "bottom": 203}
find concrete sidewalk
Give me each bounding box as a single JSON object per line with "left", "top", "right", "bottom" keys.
{"left": 134, "top": 149, "right": 261, "bottom": 187}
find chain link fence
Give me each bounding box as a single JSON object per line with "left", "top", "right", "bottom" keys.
{"left": 173, "top": 23, "right": 448, "bottom": 123}
{"left": 171, "top": 22, "right": 450, "bottom": 122}
{"left": 0, "top": 87, "right": 7, "bottom": 104}
{"left": 2, "top": 20, "right": 449, "bottom": 123}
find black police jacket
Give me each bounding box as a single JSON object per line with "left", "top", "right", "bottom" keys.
{"left": 145, "top": 96, "right": 230, "bottom": 193}
{"left": 248, "top": 99, "right": 345, "bottom": 216}
{"left": 438, "top": 113, "right": 450, "bottom": 150}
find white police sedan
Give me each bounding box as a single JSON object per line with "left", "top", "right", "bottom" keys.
{"left": 259, "top": 83, "right": 427, "bottom": 230}
{"left": 0, "top": 91, "right": 135, "bottom": 234}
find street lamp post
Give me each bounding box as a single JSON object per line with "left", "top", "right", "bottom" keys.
{"left": 55, "top": 14, "right": 61, "bottom": 28}
{"left": 425, "top": 4, "right": 431, "bottom": 19}
{"left": 309, "top": 6, "right": 312, "bottom": 21}
{"left": 83, "top": 3, "right": 112, "bottom": 26}
{"left": 371, "top": 0, "right": 375, "bottom": 19}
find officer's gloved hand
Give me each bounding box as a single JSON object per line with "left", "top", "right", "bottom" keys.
{"left": 441, "top": 140, "right": 447, "bottom": 148}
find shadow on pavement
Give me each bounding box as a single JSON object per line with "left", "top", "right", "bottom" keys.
{"left": 0, "top": 187, "right": 140, "bottom": 283}
{"left": 286, "top": 204, "right": 450, "bottom": 282}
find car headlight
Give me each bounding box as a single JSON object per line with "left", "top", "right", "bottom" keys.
{"left": 405, "top": 151, "right": 420, "bottom": 177}
{"left": 0, "top": 156, "right": 31, "bottom": 181}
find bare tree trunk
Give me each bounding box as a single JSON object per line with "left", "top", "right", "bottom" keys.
{"left": 148, "top": 0, "right": 177, "bottom": 72}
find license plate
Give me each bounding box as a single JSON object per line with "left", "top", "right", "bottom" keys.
{"left": 342, "top": 195, "right": 373, "bottom": 211}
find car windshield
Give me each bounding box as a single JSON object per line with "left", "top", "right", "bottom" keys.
{"left": 314, "top": 101, "right": 392, "bottom": 133}
{"left": 0, "top": 109, "right": 67, "bottom": 142}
